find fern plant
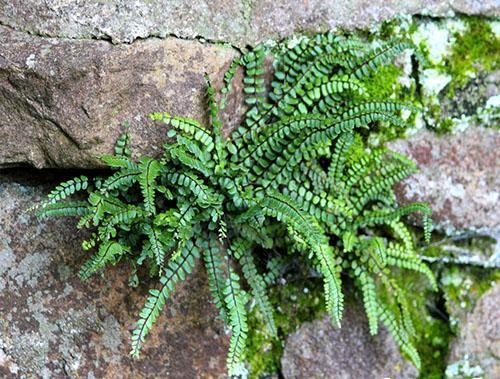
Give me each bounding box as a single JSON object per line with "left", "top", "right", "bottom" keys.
{"left": 37, "top": 32, "right": 436, "bottom": 376}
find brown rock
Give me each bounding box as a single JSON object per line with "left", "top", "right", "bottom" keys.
{"left": 280, "top": 302, "right": 418, "bottom": 379}
{"left": 389, "top": 127, "right": 500, "bottom": 237}
{"left": 0, "top": 26, "right": 238, "bottom": 168}
{"left": 447, "top": 283, "right": 500, "bottom": 379}
{"left": 0, "top": 171, "right": 228, "bottom": 378}
{"left": 1, "top": 1, "right": 499, "bottom": 169}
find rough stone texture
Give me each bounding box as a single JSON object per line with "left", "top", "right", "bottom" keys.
{"left": 1, "top": 1, "right": 499, "bottom": 169}
{"left": 0, "top": 26, "right": 238, "bottom": 168}
{"left": 280, "top": 302, "right": 418, "bottom": 379}
{"left": 389, "top": 127, "right": 500, "bottom": 237}
{"left": 0, "top": 1, "right": 498, "bottom": 46}
{"left": 447, "top": 283, "right": 500, "bottom": 379}
{"left": 0, "top": 171, "right": 228, "bottom": 378}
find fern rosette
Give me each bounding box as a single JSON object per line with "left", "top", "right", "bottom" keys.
{"left": 38, "top": 33, "right": 435, "bottom": 375}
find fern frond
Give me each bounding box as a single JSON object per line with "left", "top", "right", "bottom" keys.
{"left": 378, "top": 304, "right": 421, "bottom": 370}
{"left": 356, "top": 269, "right": 379, "bottom": 335}
{"left": 234, "top": 241, "right": 277, "bottom": 336}
{"left": 41, "top": 175, "right": 88, "bottom": 207}
{"left": 131, "top": 240, "right": 199, "bottom": 357}
{"left": 151, "top": 112, "right": 215, "bottom": 152}
{"left": 139, "top": 158, "right": 161, "bottom": 215}
{"left": 37, "top": 201, "right": 90, "bottom": 218}
{"left": 144, "top": 224, "right": 167, "bottom": 269}
{"left": 328, "top": 132, "right": 353, "bottom": 188}
{"left": 202, "top": 235, "right": 229, "bottom": 322}
{"left": 114, "top": 127, "right": 132, "bottom": 157}
{"left": 386, "top": 243, "right": 437, "bottom": 290}
{"left": 100, "top": 168, "right": 140, "bottom": 193}
{"left": 79, "top": 241, "right": 127, "bottom": 280}
{"left": 261, "top": 191, "right": 343, "bottom": 325}
{"left": 223, "top": 268, "right": 249, "bottom": 375}
{"left": 349, "top": 41, "right": 413, "bottom": 80}
{"left": 100, "top": 154, "right": 138, "bottom": 169}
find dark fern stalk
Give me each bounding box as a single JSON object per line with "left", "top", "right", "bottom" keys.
{"left": 37, "top": 32, "right": 435, "bottom": 376}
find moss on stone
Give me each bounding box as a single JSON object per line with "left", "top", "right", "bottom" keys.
{"left": 246, "top": 276, "right": 325, "bottom": 378}
{"left": 441, "top": 265, "right": 499, "bottom": 332}
{"left": 382, "top": 265, "right": 451, "bottom": 379}
{"left": 446, "top": 17, "right": 499, "bottom": 91}
{"left": 409, "top": 16, "right": 499, "bottom": 133}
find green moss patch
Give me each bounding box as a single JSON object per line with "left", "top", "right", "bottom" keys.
{"left": 246, "top": 275, "right": 325, "bottom": 378}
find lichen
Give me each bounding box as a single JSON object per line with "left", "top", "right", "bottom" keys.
{"left": 409, "top": 16, "right": 500, "bottom": 133}
{"left": 445, "top": 355, "right": 484, "bottom": 379}
{"left": 362, "top": 15, "right": 499, "bottom": 137}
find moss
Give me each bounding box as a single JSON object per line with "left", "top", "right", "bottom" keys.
{"left": 384, "top": 266, "right": 451, "bottom": 378}
{"left": 441, "top": 265, "right": 499, "bottom": 332}
{"left": 246, "top": 276, "right": 325, "bottom": 378}
{"left": 446, "top": 17, "right": 500, "bottom": 91}
{"left": 364, "top": 65, "right": 403, "bottom": 99}
{"left": 412, "top": 16, "right": 499, "bottom": 133}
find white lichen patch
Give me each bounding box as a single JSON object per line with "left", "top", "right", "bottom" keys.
{"left": 445, "top": 355, "right": 484, "bottom": 379}
{"left": 25, "top": 53, "right": 37, "bottom": 69}
{"left": 420, "top": 69, "right": 452, "bottom": 98}
{"left": 490, "top": 20, "right": 500, "bottom": 39}
{"left": 485, "top": 94, "right": 500, "bottom": 109}
{"left": 449, "top": 115, "right": 472, "bottom": 134}
{"left": 412, "top": 22, "right": 449, "bottom": 65}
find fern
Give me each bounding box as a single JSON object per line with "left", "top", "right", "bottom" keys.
{"left": 131, "top": 240, "right": 199, "bottom": 357}
{"left": 38, "top": 32, "right": 436, "bottom": 376}
{"left": 79, "top": 241, "right": 127, "bottom": 279}
{"left": 224, "top": 268, "right": 249, "bottom": 375}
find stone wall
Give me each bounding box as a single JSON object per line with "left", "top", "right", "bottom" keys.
{"left": 0, "top": 1, "right": 498, "bottom": 378}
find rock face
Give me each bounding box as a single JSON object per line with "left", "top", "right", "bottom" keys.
{"left": 280, "top": 302, "right": 418, "bottom": 379}
{"left": 1, "top": 1, "right": 499, "bottom": 169}
{"left": 0, "top": 26, "right": 237, "bottom": 168}
{"left": 389, "top": 127, "right": 500, "bottom": 237}
{"left": 0, "top": 0, "right": 498, "bottom": 46}
{"left": 0, "top": 172, "right": 228, "bottom": 378}
{"left": 446, "top": 283, "right": 500, "bottom": 379}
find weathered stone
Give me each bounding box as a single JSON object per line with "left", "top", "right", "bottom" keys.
{"left": 0, "top": 1, "right": 498, "bottom": 46}
{"left": 0, "top": 26, "right": 238, "bottom": 168}
{"left": 280, "top": 302, "right": 418, "bottom": 379}
{"left": 446, "top": 282, "right": 500, "bottom": 379}
{"left": 389, "top": 127, "right": 500, "bottom": 237}
{"left": 0, "top": 171, "right": 228, "bottom": 378}
{"left": 1, "top": 1, "right": 499, "bottom": 169}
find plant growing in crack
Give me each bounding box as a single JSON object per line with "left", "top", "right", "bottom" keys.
{"left": 36, "top": 32, "right": 435, "bottom": 376}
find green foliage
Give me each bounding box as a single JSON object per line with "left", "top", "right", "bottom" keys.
{"left": 38, "top": 32, "right": 436, "bottom": 376}
{"left": 447, "top": 17, "right": 500, "bottom": 90}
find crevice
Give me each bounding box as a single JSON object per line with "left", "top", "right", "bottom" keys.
{"left": 0, "top": 19, "right": 243, "bottom": 54}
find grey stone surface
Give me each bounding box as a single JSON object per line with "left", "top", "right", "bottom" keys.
{"left": 0, "top": 1, "right": 498, "bottom": 46}
{"left": 281, "top": 302, "right": 418, "bottom": 379}
{"left": 389, "top": 127, "right": 500, "bottom": 237}
{"left": 0, "top": 172, "right": 228, "bottom": 378}
{"left": 446, "top": 283, "right": 500, "bottom": 379}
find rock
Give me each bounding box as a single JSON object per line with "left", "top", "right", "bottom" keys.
{"left": 446, "top": 282, "right": 500, "bottom": 379}
{"left": 389, "top": 127, "right": 500, "bottom": 237}
{"left": 0, "top": 1, "right": 498, "bottom": 46}
{"left": 0, "top": 171, "right": 228, "bottom": 378}
{"left": 0, "top": 26, "right": 238, "bottom": 168}
{"left": 1, "top": 2, "right": 499, "bottom": 169}
{"left": 280, "top": 302, "right": 418, "bottom": 379}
